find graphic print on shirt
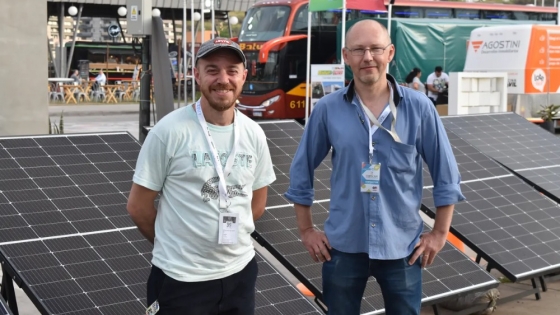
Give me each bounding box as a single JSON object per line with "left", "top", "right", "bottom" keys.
{"left": 432, "top": 78, "right": 447, "bottom": 91}
{"left": 201, "top": 176, "right": 247, "bottom": 202}
{"left": 192, "top": 150, "right": 252, "bottom": 203}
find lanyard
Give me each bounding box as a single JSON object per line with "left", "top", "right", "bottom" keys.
{"left": 195, "top": 100, "right": 239, "bottom": 210}
{"left": 356, "top": 84, "right": 401, "bottom": 163}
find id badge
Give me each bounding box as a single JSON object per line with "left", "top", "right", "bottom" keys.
{"left": 146, "top": 301, "right": 159, "bottom": 315}
{"left": 361, "top": 162, "right": 381, "bottom": 193}
{"left": 218, "top": 213, "right": 239, "bottom": 245}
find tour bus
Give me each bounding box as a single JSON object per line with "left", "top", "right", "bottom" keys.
{"left": 234, "top": 0, "right": 558, "bottom": 120}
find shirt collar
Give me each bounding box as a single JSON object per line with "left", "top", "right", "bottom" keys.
{"left": 343, "top": 73, "right": 402, "bottom": 107}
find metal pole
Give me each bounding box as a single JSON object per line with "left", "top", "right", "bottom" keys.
{"left": 228, "top": 12, "right": 233, "bottom": 38}
{"left": 48, "top": 37, "right": 59, "bottom": 78}
{"left": 201, "top": 0, "right": 205, "bottom": 42}
{"left": 341, "top": 4, "right": 346, "bottom": 65}
{"left": 211, "top": 0, "right": 215, "bottom": 39}
{"left": 177, "top": 38, "right": 182, "bottom": 109}
{"left": 117, "top": 16, "right": 127, "bottom": 43}
{"left": 305, "top": 10, "right": 312, "bottom": 121}
{"left": 59, "top": 3, "right": 65, "bottom": 78}
{"left": 139, "top": 37, "right": 152, "bottom": 143}
{"left": 183, "top": 0, "right": 188, "bottom": 105}
{"left": 66, "top": 4, "right": 83, "bottom": 77}
{"left": 172, "top": 9, "right": 178, "bottom": 44}
{"left": 387, "top": 4, "right": 392, "bottom": 74}
{"left": 191, "top": 0, "right": 196, "bottom": 102}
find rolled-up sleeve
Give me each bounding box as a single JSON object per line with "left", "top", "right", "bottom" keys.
{"left": 420, "top": 105, "right": 465, "bottom": 207}
{"left": 284, "top": 102, "right": 331, "bottom": 206}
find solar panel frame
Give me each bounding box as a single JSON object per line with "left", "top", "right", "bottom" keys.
{"left": 0, "top": 131, "right": 324, "bottom": 315}
{"left": 0, "top": 295, "right": 12, "bottom": 315}
{"left": 257, "top": 120, "right": 499, "bottom": 314}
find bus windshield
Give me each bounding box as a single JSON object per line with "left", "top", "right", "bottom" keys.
{"left": 242, "top": 51, "right": 280, "bottom": 93}
{"left": 239, "top": 6, "right": 291, "bottom": 42}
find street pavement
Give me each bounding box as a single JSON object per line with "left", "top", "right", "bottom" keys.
{"left": 2, "top": 103, "right": 558, "bottom": 314}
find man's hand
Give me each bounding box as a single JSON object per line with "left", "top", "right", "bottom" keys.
{"left": 300, "top": 227, "right": 332, "bottom": 263}
{"left": 408, "top": 230, "right": 447, "bottom": 268}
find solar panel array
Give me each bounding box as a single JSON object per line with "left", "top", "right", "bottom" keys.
{"left": 422, "top": 127, "right": 560, "bottom": 281}
{"left": 258, "top": 120, "right": 499, "bottom": 314}
{"left": 0, "top": 133, "right": 322, "bottom": 315}
{"left": 442, "top": 113, "right": 560, "bottom": 196}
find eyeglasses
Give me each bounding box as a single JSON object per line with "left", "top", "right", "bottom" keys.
{"left": 345, "top": 43, "right": 392, "bottom": 56}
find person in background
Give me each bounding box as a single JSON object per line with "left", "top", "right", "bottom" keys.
{"left": 70, "top": 69, "right": 81, "bottom": 84}
{"left": 285, "top": 20, "right": 464, "bottom": 315}
{"left": 95, "top": 69, "right": 107, "bottom": 85}
{"left": 405, "top": 68, "right": 425, "bottom": 94}
{"left": 426, "top": 66, "right": 449, "bottom": 105}
{"left": 127, "top": 38, "right": 276, "bottom": 315}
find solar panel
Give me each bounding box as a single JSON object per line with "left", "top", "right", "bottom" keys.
{"left": 0, "top": 132, "right": 323, "bottom": 315}
{"left": 258, "top": 121, "right": 499, "bottom": 314}
{"left": 441, "top": 113, "right": 560, "bottom": 171}
{"left": 254, "top": 252, "right": 323, "bottom": 315}
{"left": 259, "top": 121, "right": 332, "bottom": 207}
{"left": 0, "top": 296, "right": 11, "bottom": 315}
{"left": 422, "top": 129, "right": 560, "bottom": 282}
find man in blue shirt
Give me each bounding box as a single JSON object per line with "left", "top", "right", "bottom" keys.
{"left": 285, "top": 20, "right": 464, "bottom": 315}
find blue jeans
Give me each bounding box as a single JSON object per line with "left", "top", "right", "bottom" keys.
{"left": 322, "top": 248, "right": 422, "bottom": 315}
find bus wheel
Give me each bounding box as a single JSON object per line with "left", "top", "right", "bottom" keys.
{"left": 296, "top": 119, "right": 306, "bottom": 126}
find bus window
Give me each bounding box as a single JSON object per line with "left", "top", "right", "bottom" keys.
{"left": 540, "top": 13, "right": 557, "bottom": 21}
{"left": 455, "top": 9, "right": 480, "bottom": 19}
{"left": 482, "top": 10, "right": 513, "bottom": 19}
{"left": 291, "top": 4, "right": 308, "bottom": 32}
{"left": 393, "top": 7, "right": 422, "bottom": 18}
{"left": 359, "top": 10, "right": 388, "bottom": 18}
{"left": 242, "top": 51, "right": 281, "bottom": 93}
{"left": 513, "top": 11, "right": 545, "bottom": 20}
{"left": 239, "top": 6, "right": 291, "bottom": 42}
{"left": 425, "top": 8, "right": 452, "bottom": 19}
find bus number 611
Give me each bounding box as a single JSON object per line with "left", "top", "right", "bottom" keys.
{"left": 290, "top": 100, "right": 306, "bottom": 109}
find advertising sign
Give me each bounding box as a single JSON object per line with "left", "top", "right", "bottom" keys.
{"left": 464, "top": 25, "right": 560, "bottom": 94}
{"left": 310, "top": 64, "right": 345, "bottom": 110}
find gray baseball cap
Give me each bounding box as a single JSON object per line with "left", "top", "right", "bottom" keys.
{"left": 195, "top": 38, "right": 246, "bottom": 67}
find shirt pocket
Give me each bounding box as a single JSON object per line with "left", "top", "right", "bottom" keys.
{"left": 387, "top": 142, "right": 417, "bottom": 173}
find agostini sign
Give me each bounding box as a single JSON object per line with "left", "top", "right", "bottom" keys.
{"left": 464, "top": 25, "right": 560, "bottom": 94}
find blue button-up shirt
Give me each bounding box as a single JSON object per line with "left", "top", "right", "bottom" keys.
{"left": 285, "top": 75, "right": 465, "bottom": 260}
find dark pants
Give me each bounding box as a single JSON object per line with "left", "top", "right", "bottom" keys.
{"left": 147, "top": 257, "right": 258, "bottom": 315}
{"left": 322, "top": 248, "right": 422, "bottom": 315}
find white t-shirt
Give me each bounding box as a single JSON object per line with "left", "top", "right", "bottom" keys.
{"left": 426, "top": 72, "right": 449, "bottom": 100}
{"left": 95, "top": 73, "right": 106, "bottom": 85}
{"left": 133, "top": 104, "right": 276, "bottom": 282}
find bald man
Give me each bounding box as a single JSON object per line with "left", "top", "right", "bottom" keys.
{"left": 285, "top": 20, "right": 464, "bottom": 315}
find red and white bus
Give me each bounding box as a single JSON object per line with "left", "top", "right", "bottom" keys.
{"left": 235, "top": 0, "right": 558, "bottom": 120}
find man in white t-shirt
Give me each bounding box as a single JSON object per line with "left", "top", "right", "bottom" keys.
{"left": 94, "top": 69, "right": 106, "bottom": 85}
{"left": 426, "top": 66, "right": 449, "bottom": 105}
{"left": 127, "top": 38, "right": 276, "bottom": 315}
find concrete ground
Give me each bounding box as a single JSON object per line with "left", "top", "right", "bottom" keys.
{"left": 0, "top": 103, "right": 558, "bottom": 314}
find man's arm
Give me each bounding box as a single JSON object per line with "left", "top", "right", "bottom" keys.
{"left": 127, "top": 184, "right": 159, "bottom": 243}
{"left": 409, "top": 204, "right": 453, "bottom": 268}
{"left": 295, "top": 203, "right": 331, "bottom": 262}
{"left": 251, "top": 186, "right": 268, "bottom": 221}
{"left": 411, "top": 101, "right": 465, "bottom": 267}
